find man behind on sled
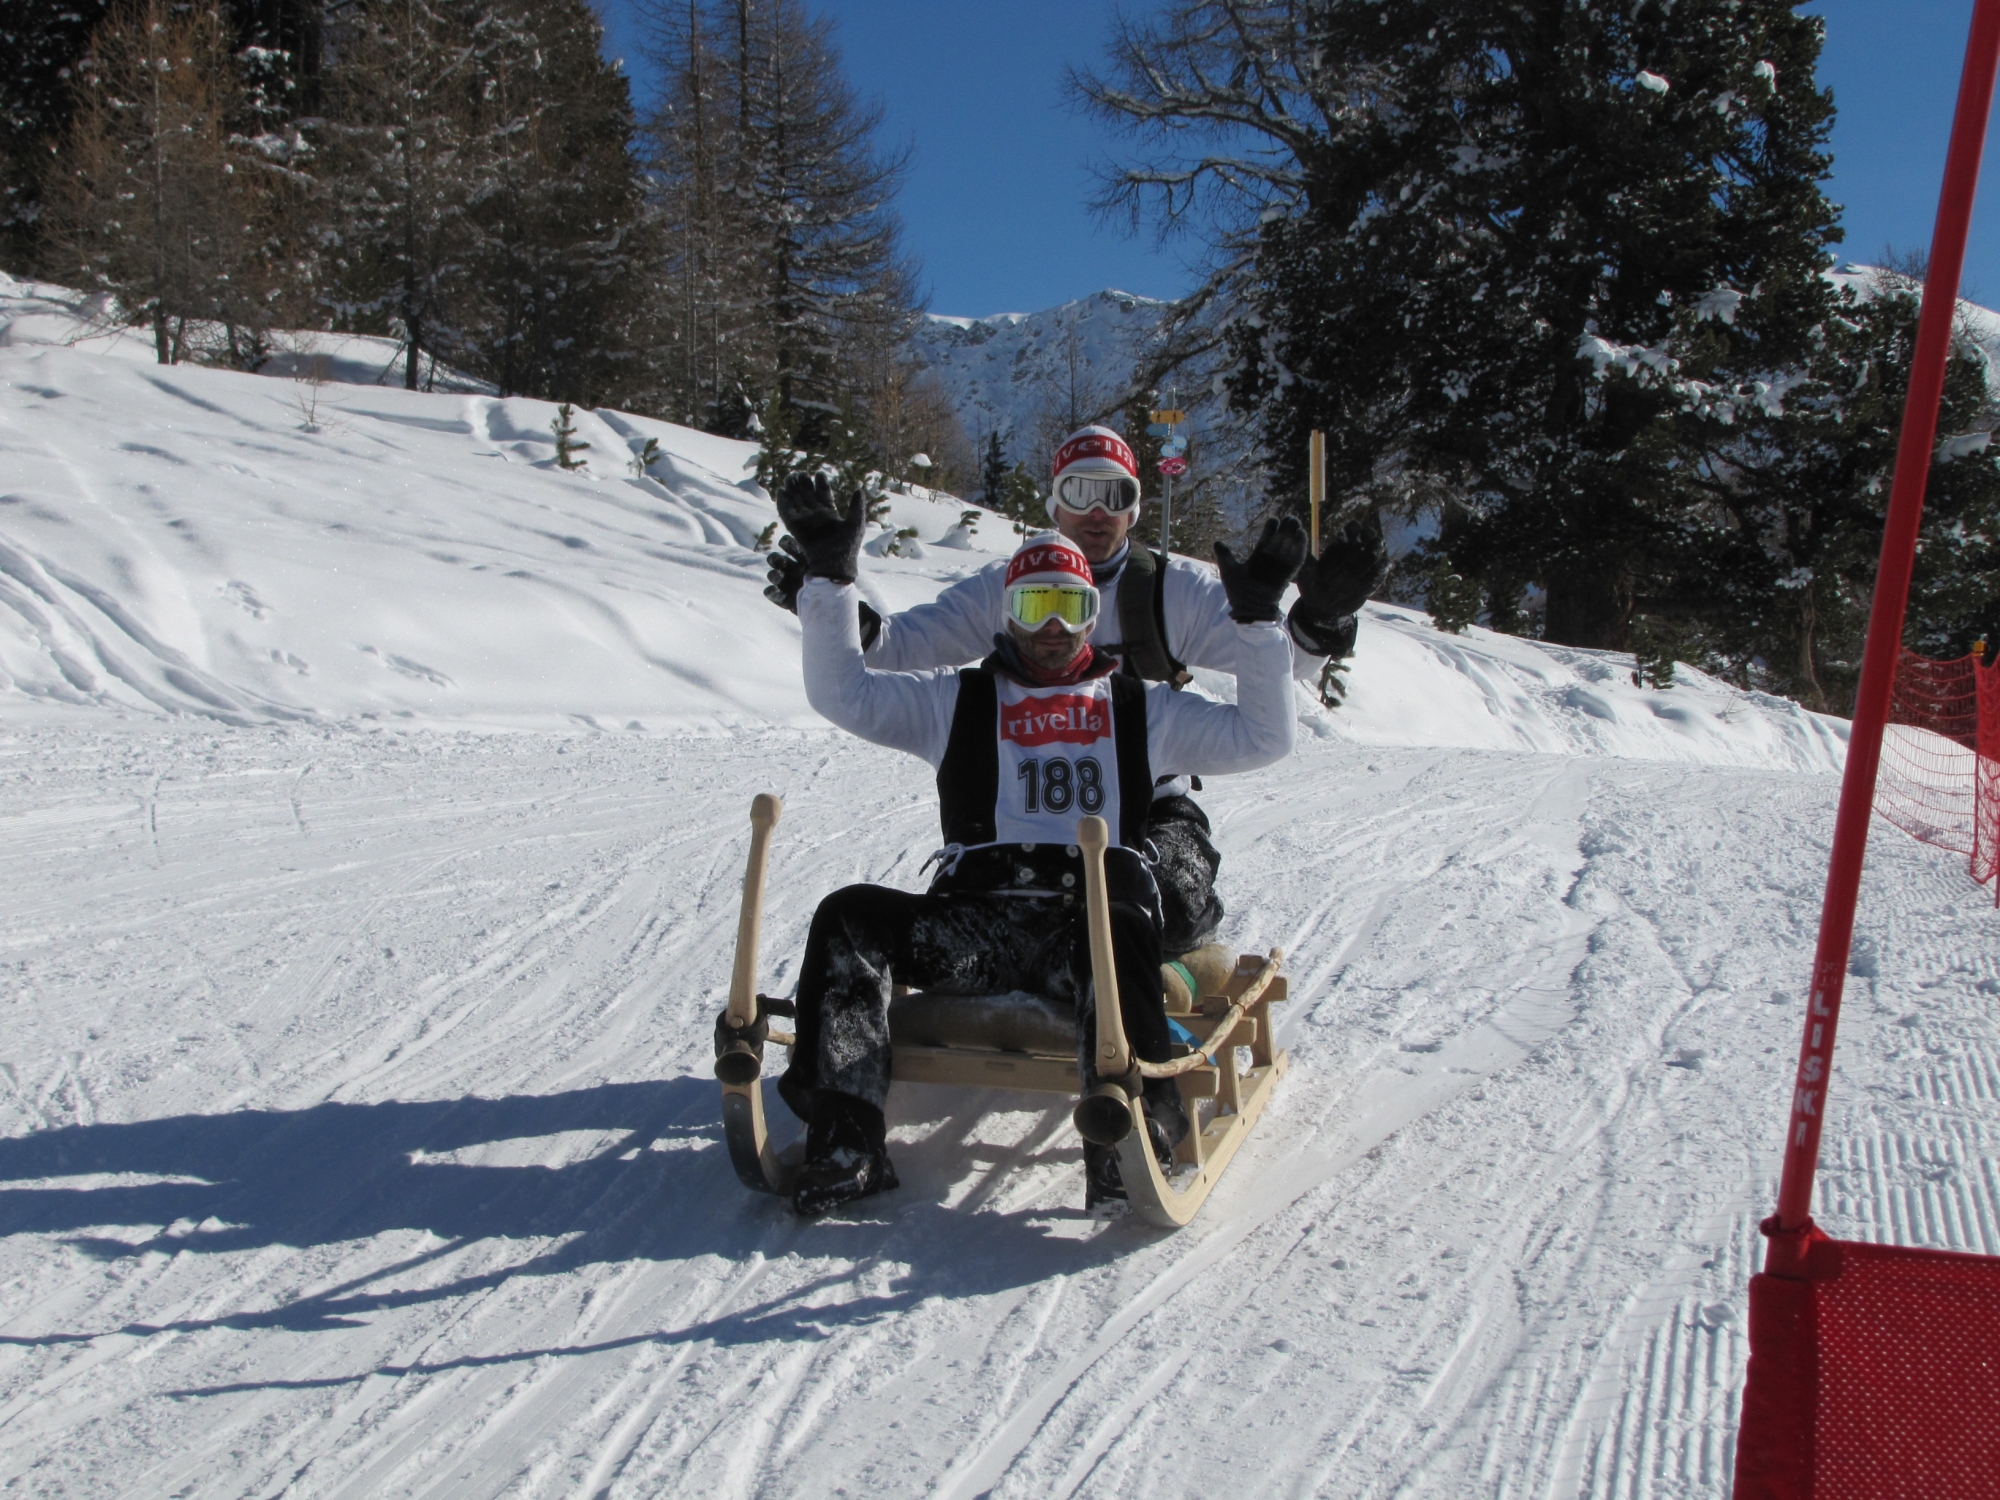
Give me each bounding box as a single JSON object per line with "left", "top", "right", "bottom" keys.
{"left": 742, "top": 483, "right": 1302, "bottom": 1217}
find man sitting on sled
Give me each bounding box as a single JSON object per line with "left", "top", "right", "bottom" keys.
{"left": 750, "top": 481, "right": 1303, "bottom": 1216}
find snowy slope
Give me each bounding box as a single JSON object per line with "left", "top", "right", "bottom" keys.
{"left": 0, "top": 272, "right": 1844, "bottom": 771}
{"left": 0, "top": 274, "right": 1023, "bottom": 733}
{"left": 6, "top": 279, "right": 1993, "bottom": 1500}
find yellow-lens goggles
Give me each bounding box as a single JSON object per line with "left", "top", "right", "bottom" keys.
{"left": 1008, "top": 583, "right": 1100, "bottom": 632}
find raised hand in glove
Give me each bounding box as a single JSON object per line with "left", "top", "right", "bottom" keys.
{"left": 764, "top": 533, "right": 808, "bottom": 611}
{"left": 1296, "top": 511, "right": 1387, "bottom": 621}
{"left": 774, "top": 470, "right": 865, "bottom": 584}
{"left": 1288, "top": 509, "right": 1387, "bottom": 653}
{"left": 1214, "top": 515, "right": 1309, "bottom": 624}
{"left": 765, "top": 526, "right": 884, "bottom": 642}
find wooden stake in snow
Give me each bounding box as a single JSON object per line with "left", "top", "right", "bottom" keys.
{"left": 1309, "top": 429, "right": 1326, "bottom": 557}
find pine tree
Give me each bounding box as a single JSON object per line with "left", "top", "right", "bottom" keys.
{"left": 977, "top": 430, "right": 1007, "bottom": 511}
{"left": 852, "top": 348, "right": 972, "bottom": 492}
{"left": 45, "top": 0, "right": 295, "bottom": 367}
{"left": 639, "top": 0, "right": 920, "bottom": 449}
{"left": 751, "top": 389, "right": 801, "bottom": 493}
{"left": 0, "top": 0, "right": 113, "bottom": 272}
{"left": 1674, "top": 268, "right": 2000, "bottom": 709}
{"left": 1082, "top": 0, "right": 1844, "bottom": 650}
{"left": 998, "top": 462, "right": 1043, "bottom": 536}
{"left": 313, "top": 0, "right": 495, "bottom": 389}
{"left": 302, "top": 1, "right": 651, "bottom": 403}
{"left": 641, "top": 0, "right": 747, "bottom": 429}
{"left": 552, "top": 401, "right": 590, "bottom": 469}
{"left": 6, "top": 0, "right": 321, "bottom": 278}
{"left": 224, "top": 0, "right": 323, "bottom": 116}
{"left": 460, "top": 0, "right": 650, "bottom": 407}
{"left": 742, "top": 0, "right": 918, "bottom": 449}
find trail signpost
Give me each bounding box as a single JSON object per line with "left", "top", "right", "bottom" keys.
{"left": 1149, "top": 403, "right": 1186, "bottom": 552}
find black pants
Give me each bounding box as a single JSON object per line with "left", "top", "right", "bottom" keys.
{"left": 1148, "top": 794, "right": 1224, "bottom": 955}
{"left": 779, "top": 884, "right": 1184, "bottom": 1131}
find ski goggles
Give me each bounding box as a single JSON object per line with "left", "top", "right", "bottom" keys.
{"left": 1007, "top": 582, "right": 1101, "bottom": 633}
{"left": 1052, "top": 473, "right": 1142, "bottom": 515}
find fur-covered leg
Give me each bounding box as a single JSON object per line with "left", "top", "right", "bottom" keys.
{"left": 1145, "top": 794, "right": 1225, "bottom": 955}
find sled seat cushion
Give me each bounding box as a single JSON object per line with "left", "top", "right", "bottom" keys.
{"left": 888, "top": 991, "right": 1075, "bottom": 1056}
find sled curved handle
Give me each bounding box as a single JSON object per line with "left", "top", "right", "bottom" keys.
{"left": 1077, "top": 815, "right": 1133, "bottom": 1078}
{"left": 727, "top": 793, "right": 783, "bottom": 1029}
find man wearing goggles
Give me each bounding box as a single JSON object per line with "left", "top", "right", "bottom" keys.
{"left": 757, "top": 520, "right": 1299, "bottom": 1216}
{"left": 1042, "top": 428, "right": 1145, "bottom": 568}
{"left": 766, "top": 423, "right": 1387, "bottom": 959}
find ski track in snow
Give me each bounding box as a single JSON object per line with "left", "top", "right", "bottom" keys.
{"left": 0, "top": 723, "right": 1991, "bottom": 1498}
{"left": 0, "top": 275, "right": 1987, "bottom": 1495}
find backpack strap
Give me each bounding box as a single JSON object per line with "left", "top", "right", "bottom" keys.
{"left": 1110, "top": 673, "right": 1153, "bottom": 848}
{"left": 936, "top": 668, "right": 998, "bottom": 846}
{"left": 1113, "top": 547, "right": 1191, "bottom": 688}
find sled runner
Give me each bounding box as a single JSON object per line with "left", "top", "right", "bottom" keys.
{"left": 716, "top": 793, "right": 1288, "bottom": 1228}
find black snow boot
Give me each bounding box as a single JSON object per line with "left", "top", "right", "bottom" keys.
{"left": 793, "top": 1092, "right": 898, "bottom": 1218}
{"left": 1082, "top": 1111, "right": 1177, "bottom": 1215}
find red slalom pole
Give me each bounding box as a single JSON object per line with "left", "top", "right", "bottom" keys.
{"left": 1767, "top": 0, "right": 2000, "bottom": 1270}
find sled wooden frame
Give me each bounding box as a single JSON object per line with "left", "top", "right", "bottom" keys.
{"left": 717, "top": 795, "right": 1288, "bottom": 1228}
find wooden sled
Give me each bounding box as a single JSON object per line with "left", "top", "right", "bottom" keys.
{"left": 716, "top": 794, "right": 1288, "bottom": 1229}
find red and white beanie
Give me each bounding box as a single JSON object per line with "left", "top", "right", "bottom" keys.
{"left": 1004, "top": 532, "right": 1095, "bottom": 595}
{"left": 1050, "top": 424, "right": 1138, "bottom": 485}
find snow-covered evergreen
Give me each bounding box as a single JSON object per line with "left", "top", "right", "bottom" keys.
{"left": 1070, "top": 0, "right": 2000, "bottom": 702}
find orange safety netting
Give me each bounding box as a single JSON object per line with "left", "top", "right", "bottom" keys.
{"left": 1874, "top": 648, "right": 1999, "bottom": 902}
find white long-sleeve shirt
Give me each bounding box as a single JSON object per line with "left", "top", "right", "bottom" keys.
{"left": 800, "top": 579, "right": 1297, "bottom": 779}
{"left": 864, "top": 548, "right": 1328, "bottom": 685}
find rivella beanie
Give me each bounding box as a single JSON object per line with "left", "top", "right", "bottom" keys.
{"left": 1050, "top": 425, "right": 1138, "bottom": 484}
{"left": 1004, "top": 532, "right": 1095, "bottom": 592}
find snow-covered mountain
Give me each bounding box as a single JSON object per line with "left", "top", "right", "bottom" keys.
{"left": 8, "top": 272, "right": 1994, "bottom": 1500}
{"left": 912, "top": 289, "right": 1178, "bottom": 456}
{"left": 911, "top": 289, "right": 1271, "bottom": 538}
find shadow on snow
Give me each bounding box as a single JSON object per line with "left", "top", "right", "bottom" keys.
{"left": 0, "top": 1076, "right": 1134, "bottom": 1388}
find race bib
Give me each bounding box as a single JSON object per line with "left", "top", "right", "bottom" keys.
{"left": 992, "top": 677, "right": 1123, "bottom": 845}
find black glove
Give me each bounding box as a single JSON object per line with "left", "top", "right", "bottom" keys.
{"left": 775, "top": 471, "right": 866, "bottom": 584}
{"left": 1292, "top": 510, "right": 1387, "bottom": 628}
{"left": 764, "top": 533, "right": 807, "bottom": 611}
{"left": 764, "top": 536, "right": 883, "bottom": 643}
{"left": 1214, "top": 516, "right": 1308, "bottom": 624}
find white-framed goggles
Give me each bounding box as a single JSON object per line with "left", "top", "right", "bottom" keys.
{"left": 1052, "top": 473, "right": 1142, "bottom": 515}
{"left": 1007, "top": 581, "right": 1100, "bottom": 634}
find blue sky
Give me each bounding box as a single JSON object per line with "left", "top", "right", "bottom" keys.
{"left": 593, "top": 1, "right": 2000, "bottom": 317}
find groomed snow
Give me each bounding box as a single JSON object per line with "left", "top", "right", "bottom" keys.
{"left": 3, "top": 280, "right": 1994, "bottom": 1499}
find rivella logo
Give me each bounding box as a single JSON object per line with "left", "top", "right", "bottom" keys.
{"left": 1052, "top": 430, "right": 1136, "bottom": 477}
{"left": 1000, "top": 692, "right": 1110, "bottom": 748}
{"left": 1008, "top": 544, "right": 1082, "bottom": 580}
